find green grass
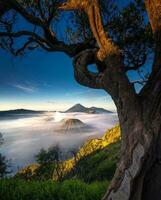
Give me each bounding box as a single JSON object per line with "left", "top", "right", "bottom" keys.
{"left": 64, "top": 141, "right": 120, "bottom": 183}
{"left": 0, "top": 178, "right": 108, "bottom": 200}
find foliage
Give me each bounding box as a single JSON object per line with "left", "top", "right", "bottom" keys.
{"left": 35, "top": 145, "right": 62, "bottom": 165}
{"left": 107, "top": 0, "right": 153, "bottom": 73}
{"left": 0, "top": 154, "right": 11, "bottom": 178}
{"left": 16, "top": 145, "right": 62, "bottom": 181}
{"left": 2, "top": 126, "right": 121, "bottom": 199}
{"left": 53, "top": 126, "right": 120, "bottom": 181}
{"left": 64, "top": 141, "right": 120, "bottom": 183}
{"left": 0, "top": 178, "right": 108, "bottom": 200}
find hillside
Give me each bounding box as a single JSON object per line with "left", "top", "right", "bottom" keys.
{"left": 64, "top": 140, "right": 120, "bottom": 183}
{"left": 17, "top": 126, "right": 121, "bottom": 181}
{"left": 2, "top": 126, "right": 121, "bottom": 200}
{"left": 53, "top": 125, "right": 121, "bottom": 180}
{"left": 64, "top": 103, "right": 113, "bottom": 114}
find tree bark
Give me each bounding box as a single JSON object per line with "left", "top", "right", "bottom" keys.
{"left": 101, "top": 1, "right": 161, "bottom": 198}
{"left": 101, "top": 65, "right": 161, "bottom": 200}
{"left": 72, "top": 38, "right": 161, "bottom": 200}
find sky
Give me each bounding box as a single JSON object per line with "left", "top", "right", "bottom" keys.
{"left": 0, "top": 0, "right": 135, "bottom": 112}
{"left": 0, "top": 48, "right": 116, "bottom": 111}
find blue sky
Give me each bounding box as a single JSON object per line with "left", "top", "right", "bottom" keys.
{"left": 0, "top": 48, "right": 116, "bottom": 111}
{"left": 0, "top": 0, "right": 135, "bottom": 111}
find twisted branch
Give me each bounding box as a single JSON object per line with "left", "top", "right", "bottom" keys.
{"left": 73, "top": 49, "right": 103, "bottom": 89}
{"left": 60, "top": 0, "right": 121, "bottom": 61}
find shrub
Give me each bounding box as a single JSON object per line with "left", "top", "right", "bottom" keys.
{"left": 0, "top": 178, "right": 108, "bottom": 200}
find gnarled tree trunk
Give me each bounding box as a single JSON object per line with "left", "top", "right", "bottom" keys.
{"left": 101, "top": 1, "right": 161, "bottom": 199}
{"left": 72, "top": 1, "right": 161, "bottom": 198}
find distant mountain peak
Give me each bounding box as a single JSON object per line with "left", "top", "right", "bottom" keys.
{"left": 65, "top": 104, "right": 112, "bottom": 114}
{"left": 75, "top": 103, "right": 83, "bottom": 106}
{"left": 65, "top": 104, "right": 87, "bottom": 113}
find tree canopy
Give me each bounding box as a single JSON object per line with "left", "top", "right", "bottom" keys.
{"left": 0, "top": 0, "right": 153, "bottom": 89}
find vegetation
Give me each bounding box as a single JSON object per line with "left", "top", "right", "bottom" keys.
{"left": 64, "top": 141, "right": 120, "bottom": 183}
{"left": 0, "top": 154, "right": 11, "bottom": 178}
{"left": 16, "top": 145, "right": 62, "bottom": 181}
{"left": 1, "top": 126, "right": 120, "bottom": 199}
{"left": 35, "top": 145, "right": 62, "bottom": 165}
{"left": 0, "top": 178, "right": 108, "bottom": 200}
{"left": 54, "top": 126, "right": 120, "bottom": 181}
{"left": 16, "top": 126, "right": 120, "bottom": 182}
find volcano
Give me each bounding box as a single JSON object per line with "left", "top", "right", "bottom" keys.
{"left": 59, "top": 118, "right": 92, "bottom": 133}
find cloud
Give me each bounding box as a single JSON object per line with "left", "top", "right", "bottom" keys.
{"left": 12, "top": 83, "right": 37, "bottom": 93}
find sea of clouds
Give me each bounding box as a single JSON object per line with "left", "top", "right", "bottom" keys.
{"left": 0, "top": 112, "right": 118, "bottom": 173}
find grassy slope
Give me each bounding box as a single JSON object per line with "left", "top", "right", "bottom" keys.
{"left": 64, "top": 141, "right": 120, "bottom": 183}
{"left": 1, "top": 126, "right": 121, "bottom": 200}
{"left": 54, "top": 125, "right": 121, "bottom": 181}
{"left": 0, "top": 179, "right": 108, "bottom": 200}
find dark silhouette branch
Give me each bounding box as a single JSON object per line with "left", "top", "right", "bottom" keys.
{"left": 124, "top": 53, "right": 147, "bottom": 72}
{"left": 37, "top": 0, "right": 45, "bottom": 20}
{"left": 0, "top": 1, "right": 11, "bottom": 17}
{"left": 8, "top": 0, "right": 45, "bottom": 27}
{"left": 0, "top": 29, "right": 96, "bottom": 56}
{"left": 14, "top": 39, "right": 38, "bottom": 56}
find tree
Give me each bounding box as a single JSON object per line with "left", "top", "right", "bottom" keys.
{"left": 0, "top": 154, "right": 10, "bottom": 178}
{"left": 0, "top": 0, "right": 161, "bottom": 199}
{"left": 34, "top": 145, "right": 62, "bottom": 180}
{"left": 35, "top": 145, "right": 62, "bottom": 165}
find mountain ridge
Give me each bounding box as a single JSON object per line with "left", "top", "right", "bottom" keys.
{"left": 0, "top": 109, "right": 45, "bottom": 119}
{"left": 64, "top": 103, "right": 113, "bottom": 114}
{"left": 0, "top": 109, "right": 45, "bottom": 114}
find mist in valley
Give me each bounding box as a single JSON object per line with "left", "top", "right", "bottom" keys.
{"left": 0, "top": 112, "right": 118, "bottom": 173}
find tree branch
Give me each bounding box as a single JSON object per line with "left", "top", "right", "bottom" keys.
{"left": 14, "top": 39, "right": 37, "bottom": 56}
{"left": 73, "top": 49, "right": 103, "bottom": 89}
{"left": 0, "top": 29, "right": 97, "bottom": 57}
{"left": 37, "top": 0, "right": 45, "bottom": 20}
{"left": 8, "top": 0, "right": 45, "bottom": 27}
{"left": 60, "top": 0, "right": 121, "bottom": 61}
{"left": 124, "top": 53, "right": 147, "bottom": 72}
{"left": 144, "top": 0, "right": 161, "bottom": 34}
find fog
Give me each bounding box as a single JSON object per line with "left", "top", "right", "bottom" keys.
{"left": 0, "top": 112, "right": 118, "bottom": 173}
